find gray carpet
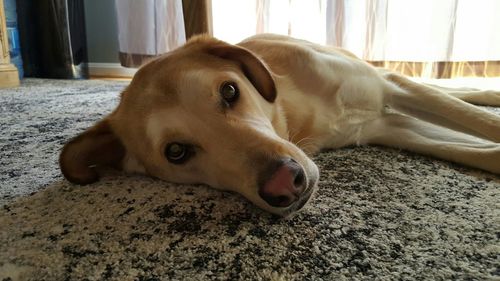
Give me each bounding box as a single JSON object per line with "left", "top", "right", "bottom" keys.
{"left": 0, "top": 78, "right": 499, "bottom": 281}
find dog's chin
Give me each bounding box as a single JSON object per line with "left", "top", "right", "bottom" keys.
{"left": 262, "top": 179, "right": 319, "bottom": 218}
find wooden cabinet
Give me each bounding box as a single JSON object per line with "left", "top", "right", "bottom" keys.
{"left": 0, "top": 0, "right": 19, "bottom": 88}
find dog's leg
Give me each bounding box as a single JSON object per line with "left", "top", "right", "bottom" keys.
{"left": 361, "top": 113, "right": 500, "bottom": 174}
{"left": 376, "top": 68, "right": 500, "bottom": 106}
{"left": 383, "top": 73, "right": 500, "bottom": 142}
{"left": 422, "top": 83, "right": 500, "bottom": 106}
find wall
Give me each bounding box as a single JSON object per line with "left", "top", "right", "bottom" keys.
{"left": 83, "top": 0, "right": 119, "bottom": 64}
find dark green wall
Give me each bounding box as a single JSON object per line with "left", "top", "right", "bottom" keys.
{"left": 84, "top": 0, "right": 120, "bottom": 63}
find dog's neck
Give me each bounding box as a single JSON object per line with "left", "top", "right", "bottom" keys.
{"left": 268, "top": 77, "right": 327, "bottom": 155}
{"left": 270, "top": 101, "right": 289, "bottom": 140}
{"left": 269, "top": 95, "right": 321, "bottom": 156}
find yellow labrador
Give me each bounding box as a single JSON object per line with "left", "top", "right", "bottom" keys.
{"left": 60, "top": 34, "right": 500, "bottom": 217}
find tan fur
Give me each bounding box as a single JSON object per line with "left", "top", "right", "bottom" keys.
{"left": 60, "top": 34, "right": 500, "bottom": 216}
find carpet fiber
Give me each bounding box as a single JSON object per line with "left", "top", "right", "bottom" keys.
{"left": 0, "top": 79, "right": 499, "bottom": 281}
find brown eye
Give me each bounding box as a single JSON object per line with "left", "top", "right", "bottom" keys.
{"left": 165, "top": 142, "right": 191, "bottom": 164}
{"left": 220, "top": 82, "right": 239, "bottom": 104}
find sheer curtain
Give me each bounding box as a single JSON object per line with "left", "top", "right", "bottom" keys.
{"left": 115, "top": 0, "right": 186, "bottom": 67}
{"left": 212, "top": 0, "right": 500, "bottom": 78}
{"left": 114, "top": 0, "right": 212, "bottom": 68}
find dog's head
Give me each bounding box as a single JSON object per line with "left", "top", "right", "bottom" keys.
{"left": 60, "top": 36, "right": 319, "bottom": 216}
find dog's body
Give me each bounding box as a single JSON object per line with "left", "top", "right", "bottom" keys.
{"left": 60, "top": 34, "right": 500, "bottom": 216}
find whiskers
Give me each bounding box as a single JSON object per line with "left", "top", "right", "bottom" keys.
{"left": 289, "top": 130, "right": 318, "bottom": 154}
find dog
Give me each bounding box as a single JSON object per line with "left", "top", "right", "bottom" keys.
{"left": 60, "top": 34, "right": 500, "bottom": 217}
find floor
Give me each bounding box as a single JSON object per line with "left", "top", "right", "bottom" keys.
{"left": 0, "top": 78, "right": 498, "bottom": 281}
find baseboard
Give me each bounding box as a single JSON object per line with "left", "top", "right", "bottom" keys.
{"left": 88, "top": 63, "right": 137, "bottom": 78}
{"left": 0, "top": 63, "right": 20, "bottom": 88}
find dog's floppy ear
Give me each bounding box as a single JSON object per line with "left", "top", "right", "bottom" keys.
{"left": 59, "top": 119, "right": 125, "bottom": 185}
{"left": 207, "top": 44, "right": 277, "bottom": 102}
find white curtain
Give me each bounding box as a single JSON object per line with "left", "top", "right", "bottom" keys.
{"left": 114, "top": 0, "right": 186, "bottom": 66}
{"left": 212, "top": 0, "right": 500, "bottom": 62}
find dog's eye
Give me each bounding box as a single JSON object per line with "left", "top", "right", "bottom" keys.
{"left": 220, "top": 82, "right": 239, "bottom": 104}
{"left": 165, "top": 142, "right": 191, "bottom": 164}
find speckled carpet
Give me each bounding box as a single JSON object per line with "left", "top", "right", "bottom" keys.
{"left": 0, "top": 79, "right": 499, "bottom": 281}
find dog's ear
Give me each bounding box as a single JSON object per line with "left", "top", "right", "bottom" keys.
{"left": 59, "top": 119, "right": 126, "bottom": 185}
{"left": 207, "top": 44, "right": 276, "bottom": 102}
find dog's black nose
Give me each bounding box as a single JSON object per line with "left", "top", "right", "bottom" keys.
{"left": 259, "top": 158, "right": 306, "bottom": 207}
